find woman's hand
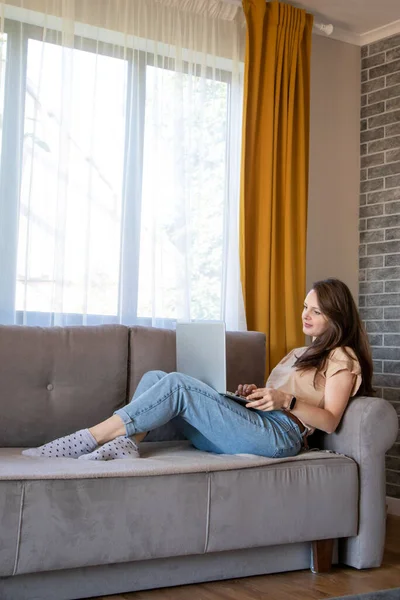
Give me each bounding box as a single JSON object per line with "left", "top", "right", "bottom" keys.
{"left": 245, "top": 387, "right": 291, "bottom": 411}
{"left": 235, "top": 383, "right": 257, "bottom": 397}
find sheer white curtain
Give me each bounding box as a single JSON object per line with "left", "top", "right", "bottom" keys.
{"left": 0, "top": 0, "right": 246, "bottom": 329}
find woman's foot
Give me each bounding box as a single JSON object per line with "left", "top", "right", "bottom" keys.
{"left": 78, "top": 436, "right": 140, "bottom": 461}
{"left": 22, "top": 429, "right": 98, "bottom": 458}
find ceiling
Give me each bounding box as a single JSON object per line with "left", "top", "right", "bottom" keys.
{"left": 288, "top": 0, "right": 400, "bottom": 45}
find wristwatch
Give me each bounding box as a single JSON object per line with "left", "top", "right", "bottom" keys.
{"left": 287, "top": 396, "right": 297, "bottom": 411}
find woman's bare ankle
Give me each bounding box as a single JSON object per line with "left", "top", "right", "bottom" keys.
{"left": 89, "top": 415, "right": 126, "bottom": 445}
{"left": 134, "top": 432, "right": 148, "bottom": 444}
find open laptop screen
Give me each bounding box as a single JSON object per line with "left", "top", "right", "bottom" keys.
{"left": 176, "top": 321, "right": 226, "bottom": 393}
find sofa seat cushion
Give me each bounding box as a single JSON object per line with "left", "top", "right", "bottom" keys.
{"left": 0, "top": 442, "right": 358, "bottom": 577}
{"left": 1, "top": 441, "right": 352, "bottom": 479}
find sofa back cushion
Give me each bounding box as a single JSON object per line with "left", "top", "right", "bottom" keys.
{"left": 128, "top": 326, "right": 266, "bottom": 441}
{"left": 0, "top": 325, "right": 129, "bottom": 447}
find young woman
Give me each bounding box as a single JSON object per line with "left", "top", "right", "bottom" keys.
{"left": 23, "top": 278, "right": 373, "bottom": 461}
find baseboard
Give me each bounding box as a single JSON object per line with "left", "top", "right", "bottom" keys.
{"left": 386, "top": 496, "right": 400, "bottom": 516}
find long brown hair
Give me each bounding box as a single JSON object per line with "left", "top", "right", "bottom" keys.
{"left": 294, "top": 278, "right": 374, "bottom": 396}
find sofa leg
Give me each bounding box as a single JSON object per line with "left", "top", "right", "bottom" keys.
{"left": 311, "top": 539, "right": 334, "bottom": 573}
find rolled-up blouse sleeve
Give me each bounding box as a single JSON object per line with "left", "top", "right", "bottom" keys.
{"left": 324, "top": 347, "right": 362, "bottom": 397}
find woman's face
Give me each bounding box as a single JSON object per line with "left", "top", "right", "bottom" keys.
{"left": 302, "top": 289, "right": 330, "bottom": 338}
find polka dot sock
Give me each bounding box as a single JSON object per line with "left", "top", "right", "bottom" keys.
{"left": 78, "top": 436, "right": 140, "bottom": 461}
{"left": 22, "top": 429, "right": 98, "bottom": 458}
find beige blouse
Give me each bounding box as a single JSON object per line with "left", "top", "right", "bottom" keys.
{"left": 266, "top": 346, "right": 362, "bottom": 435}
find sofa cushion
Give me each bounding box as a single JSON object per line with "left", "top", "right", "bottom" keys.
{"left": 128, "top": 327, "right": 266, "bottom": 441}
{"left": 0, "top": 443, "right": 358, "bottom": 576}
{"left": 0, "top": 325, "right": 129, "bottom": 447}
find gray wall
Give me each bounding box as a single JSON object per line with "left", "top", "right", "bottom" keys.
{"left": 307, "top": 35, "right": 360, "bottom": 300}
{"left": 360, "top": 33, "right": 400, "bottom": 499}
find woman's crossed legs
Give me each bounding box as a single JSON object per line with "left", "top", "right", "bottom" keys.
{"left": 23, "top": 371, "right": 302, "bottom": 460}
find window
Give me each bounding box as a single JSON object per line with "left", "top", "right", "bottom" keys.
{"left": 0, "top": 18, "right": 240, "bottom": 326}
{"left": 0, "top": 33, "right": 6, "bottom": 165}
{"left": 139, "top": 65, "right": 229, "bottom": 320}
{"left": 18, "top": 39, "right": 126, "bottom": 316}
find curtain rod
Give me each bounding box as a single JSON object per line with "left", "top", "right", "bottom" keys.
{"left": 223, "top": 0, "right": 334, "bottom": 36}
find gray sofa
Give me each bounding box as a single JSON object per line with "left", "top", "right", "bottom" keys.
{"left": 0, "top": 324, "right": 398, "bottom": 600}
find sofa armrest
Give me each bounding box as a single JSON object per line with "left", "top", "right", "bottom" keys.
{"left": 318, "top": 396, "right": 398, "bottom": 569}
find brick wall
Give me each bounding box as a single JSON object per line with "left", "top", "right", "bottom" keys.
{"left": 360, "top": 34, "right": 400, "bottom": 499}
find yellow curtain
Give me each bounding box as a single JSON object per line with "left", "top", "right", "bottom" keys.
{"left": 240, "top": 0, "right": 313, "bottom": 376}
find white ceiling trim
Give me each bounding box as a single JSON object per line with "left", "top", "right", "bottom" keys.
{"left": 314, "top": 18, "right": 400, "bottom": 48}
{"left": 360, "top": 18, "right": 400, "bottom": 46}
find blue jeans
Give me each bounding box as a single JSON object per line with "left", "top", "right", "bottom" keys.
{"left": 114, "top": 371, "right": 304, "bottom": 458}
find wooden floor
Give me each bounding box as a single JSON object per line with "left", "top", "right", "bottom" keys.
{"left": 97, "top": 515, "right": 400, "bottom": 600}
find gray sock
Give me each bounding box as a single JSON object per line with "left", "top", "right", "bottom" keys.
{"left": 78, "top": 436, "right": 140, "bottom": 461}
{"left": 22, "top": 429, "right": 98, "bottom": 458}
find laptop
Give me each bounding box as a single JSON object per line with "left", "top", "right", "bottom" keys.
{"left": 176, "top": 321, "right": 250, "bottom": 406}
